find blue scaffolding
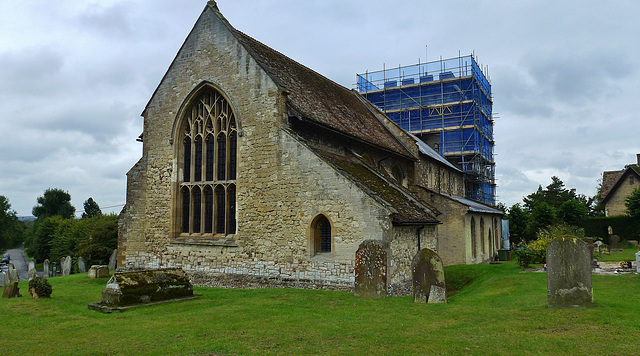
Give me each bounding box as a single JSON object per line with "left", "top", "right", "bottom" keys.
{"left": 356, "top": 55, "right": 496, "bottom": 205}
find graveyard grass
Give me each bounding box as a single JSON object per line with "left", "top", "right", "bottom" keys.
{"left": 1, "top": 263, "right": 639, "bottom": 355}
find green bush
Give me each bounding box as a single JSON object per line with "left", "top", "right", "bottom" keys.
{"left": 28, "top": 276, "right": 52, "bottom": 298}
{"left": 513, "top": 242, "right": 534, "bottom": 268}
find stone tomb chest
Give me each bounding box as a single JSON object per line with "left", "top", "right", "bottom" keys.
{"left": 89, "top": 268, "right": 199, "bottom": 312}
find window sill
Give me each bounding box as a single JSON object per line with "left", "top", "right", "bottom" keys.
{"left": 171, "top": 236, "right": 238, "bottom": 247}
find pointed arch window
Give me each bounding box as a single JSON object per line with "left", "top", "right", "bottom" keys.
{"left": 179, "top": 88, "right": 238, "bottom": 236}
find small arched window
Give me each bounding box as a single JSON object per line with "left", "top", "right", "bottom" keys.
{"left": 471, "top": 217, "right": 477, "bottom": 260}
{"left": 178, "top": 88, "right": 237, "bottom": 237}
{"left": 311, "top": 215, "right": 332, "bottom": 255}
{"left": 480, "top": 218, "right": 485, "bottom": 255}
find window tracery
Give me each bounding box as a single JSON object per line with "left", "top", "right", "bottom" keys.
{"left": 179, "top": 88, "right": 237, "bottom": 236}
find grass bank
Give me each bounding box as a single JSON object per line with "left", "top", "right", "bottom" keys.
{"left": 1, "top": 262, "right": 638, "bottom": 355}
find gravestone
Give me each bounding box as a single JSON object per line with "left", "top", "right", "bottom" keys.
{"left": 412, "top": 248, "right": 446, "bottom": 303}
{"left": 0, "top": 272, "right": 5, "bottom": 287}
{"left": 354, "top": 240, "right": 388, "bottom": 298}
{"left": 108, "top": 249, "right": 117, "bottom": 270}
{"left": 43, "top": 259, "right": 50, "bottom": 277}
{"left": 62, "top": 256, "right": 72, "bottom": 276}
{"left": 78, "top": 257, "right": 87, "bottom": 273}
{"left": 609, "top": 235, "right": 621, "bottom": 251}
{"left": 636, "top": 251, "right": 640, "bottom": 273}
{"left": 7, "top": 263, "right": 18, "bottom": 282}
{"left": 547, "top": 236, "right": 593, "bottom": 308}
{"left": 88, "top": 265, "right": 110, "bottom": 278}
{"left": 28, "top": 259, "right": 37, "bottom": 280}
{"left": 2, "top": 282, "right": 20, "bottom": 298}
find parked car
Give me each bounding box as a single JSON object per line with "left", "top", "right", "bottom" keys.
{"left": 1, "top": 253, "right": 9, "bottom": 264}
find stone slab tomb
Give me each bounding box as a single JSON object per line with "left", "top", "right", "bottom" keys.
{"left": 546, "top": 236, "right": 593, "bottom": 308}
{"left": 89, "top": 268, "right": 197, "bottom": 312}
{"left": 354, "top": 240, "right": 388, "bottom": 298}
{"left": 88, "top": 265, "right": 110, "bottom": 278}
{"left": 412, "top": 248, "right": 446, "bottom": 303}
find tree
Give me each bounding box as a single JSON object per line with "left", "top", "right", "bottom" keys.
{"left": 558, "top": 199, "right": 589, "bottom": 226}
{"left": 25, "top": 216, "right": 64, "bottom": 262}
{"left": 82, "top": 197, "right": 102, "bottom": 218}
{"left": 507, "top": 203, "right": 531, "bottom": 243}
{"left": 523, "top": 176, "right": 579, "bottom": 212}
{"left": 77, "top": 214, "right": 118, "bottom": 266}
{"left": 0, "top": 195, "right": 25, "bottom": 250}
{"left": 625, "top": 187, "right": 640, "bottom": 218}
{"left": 32, "top": 188, "right": 75, "bottom": 219}
{"left": 529, "top": 202, "right": 556, "bottom": 236}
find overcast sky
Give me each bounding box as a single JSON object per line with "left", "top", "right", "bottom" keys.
{"left": 1, "top": 0, "right": 639, "bottom": 216}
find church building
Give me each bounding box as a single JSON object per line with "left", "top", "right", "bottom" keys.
{"left": 118, "top": 1, "right": 502, "bottom": 292}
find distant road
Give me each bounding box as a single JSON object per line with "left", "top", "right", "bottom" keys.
{"left": 6, "top": 246, "right": 28, "bottom": 281}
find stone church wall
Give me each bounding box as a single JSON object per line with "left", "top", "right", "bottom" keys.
{"left": 119, "top": 8, "right": 404, "bottom": 289}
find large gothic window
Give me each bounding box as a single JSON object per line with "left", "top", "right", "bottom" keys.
{"left": 180, "top": 88, "right": 237, "bottom": 236}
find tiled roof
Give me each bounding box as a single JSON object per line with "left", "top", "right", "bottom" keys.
{"left": 601, "top": 170, "right": 624, "bottom": 200}
{"left": 602, "top": 165, "right": 640, "bottom": 201}
{"left": 223, "top": 18, "right": 412, "bottom": 157}
{"left": 314, "top": 150, "right": 439, "bottom": 225}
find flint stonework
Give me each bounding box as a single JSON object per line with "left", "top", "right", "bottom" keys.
{"left": 412, "top": 248, "right": 446, "bottom": 303}
{"left": 547, "top": 236, "right": 593, "bottom": 308}
{"left": 354, "top": 240, "right": 388, "bottom": 298}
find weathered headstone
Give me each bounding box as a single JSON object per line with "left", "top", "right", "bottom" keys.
{"left": 78, "top": 257, "right": 87, "bottom": 273}
{"left": 2, "top": 282, "right": 20, "bottom": 298}
{"left": 609, "top": 235, "right": 621, "bottom": 251}
{"left": 108, "top": 249, "right": 117, "bottom": 270}
{"left": 354, "top": 240, "right": 388, "bottom": 298}
{"left": 28, "top": 258, "right": 37, "bottom": 280}
{"left": 636, "top": 251, "right": 640, "bottom": 273}
{"left": 0, "top": 272, "right": 5, "bottom": 287}
{"left": 88, "top": 265, "right": 110, "bottom": 278}
{"left": 7, "top": 263, "right": 18, "bottom": 282}
{"left": 412, "top": 248, "right": 446, "bottom": 303}
{"left": 43, "top": 259, "right": 50, "bottom": 277}
{"left": 62, "top": 256, "right": 72, "bottom": 276}
{"left": 547, "top": 236, "right": 593, "bottom": 308}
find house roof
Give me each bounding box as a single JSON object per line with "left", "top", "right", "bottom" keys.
{"left": 211, "top": 6, "right": 413, "bottom": 158}
{"left": 601, "top": 165, "right": 640, "bottom": 202}
{"left": 313, "top": 149, "right": 439, "bottom": 225}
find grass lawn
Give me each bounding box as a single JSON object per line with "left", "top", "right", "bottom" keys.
{"left": 595, "top": 247, "right": 639, "bottom": 262}
{"left": 1, "top": 262, "right": 639, "bottom": 355}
